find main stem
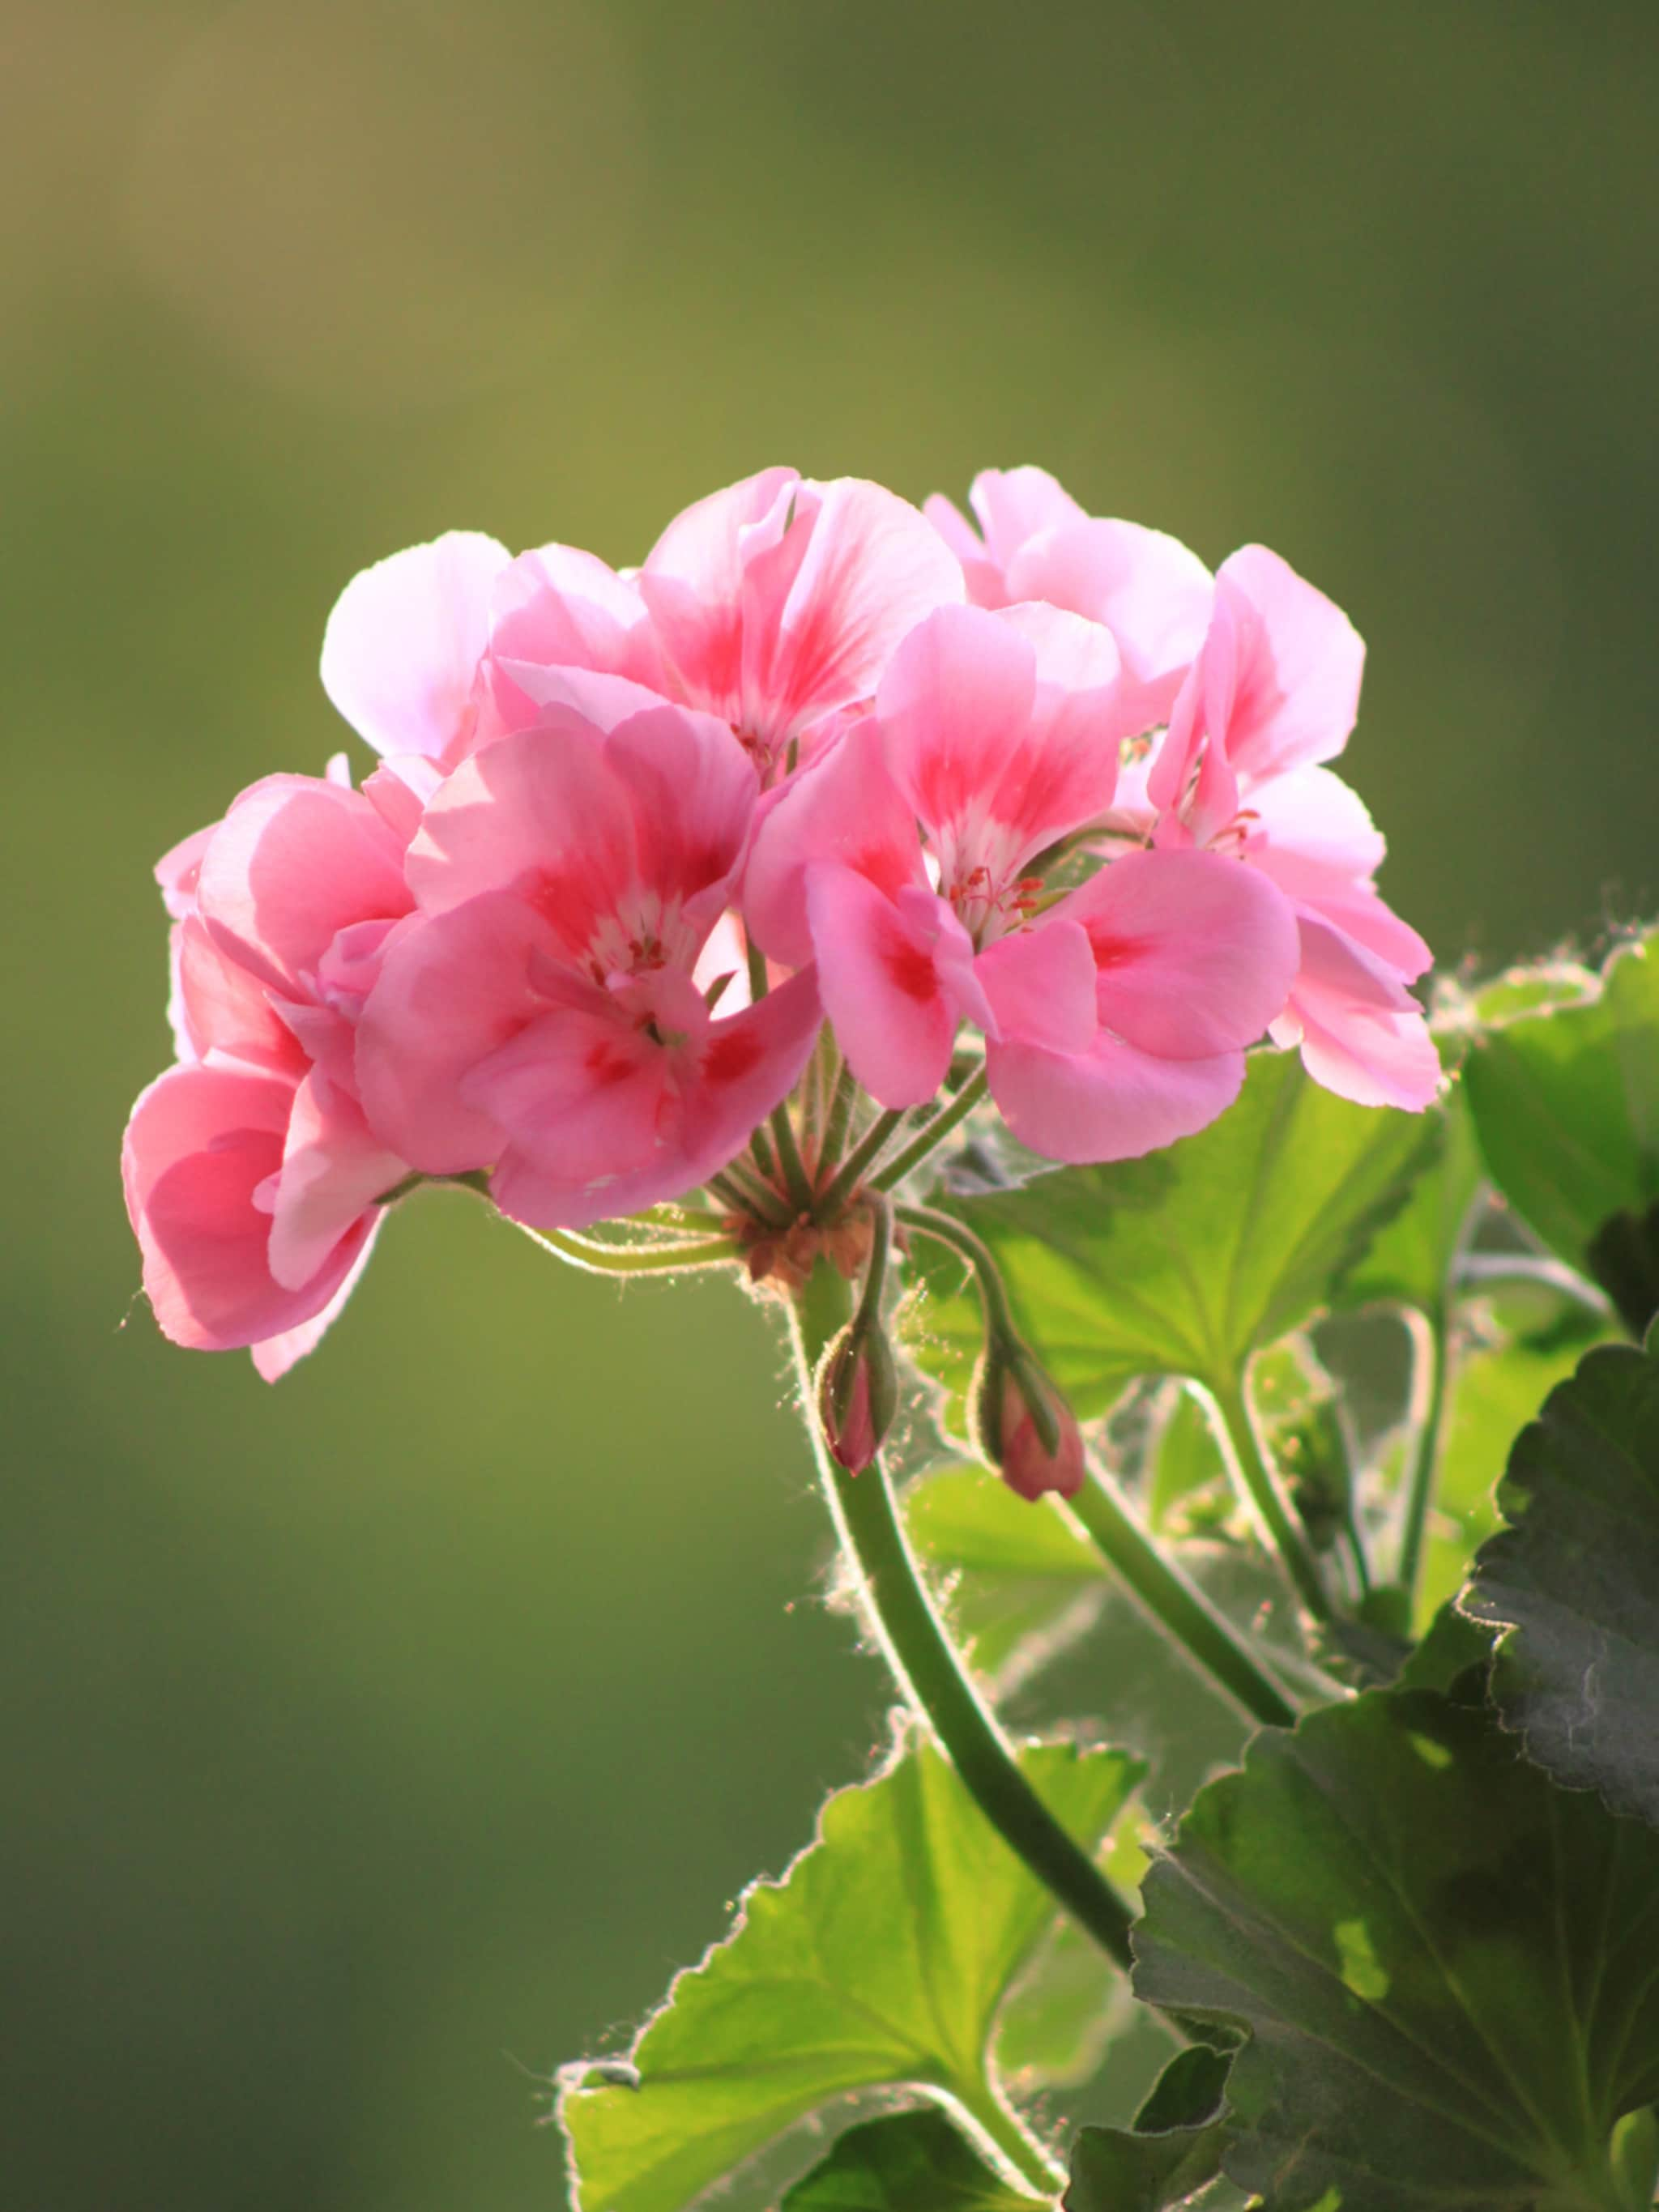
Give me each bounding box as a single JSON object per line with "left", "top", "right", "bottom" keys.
{"left": 791, "top": 1260, "right": 1137, "bottom": 1972}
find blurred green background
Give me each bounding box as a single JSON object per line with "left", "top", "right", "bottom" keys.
{"left": 4, "top": 1, "right": 1656, "bottom": 2205}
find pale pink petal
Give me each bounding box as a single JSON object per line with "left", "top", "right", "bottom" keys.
{"left": 1206, "top": 545, "right": 1365, "bottom": 784}
{"left": 1276, "top": 912, "right": 1440, "bottom": 1110}
{"left": 1003, "top": 517, "right": 1213, "bottom": 727}
{"left": 251, "top": 1222, "right": 382, "bottom": 1382}
{"left": 975, "top": 919, "right": 1098, "bottom": 1056}
{"left": 123, "top": 1061, "right": 372, "bottom": 1353}
{"left": 638, "top": 468, "right": 800, "bottom": 725}
{"left": 267, "top": 1069, "right": 407, "bottom": 1291}
{"left": 1055, "top": 848, "right": 1300, "bottom": 1057}
{"left": 197, "top": 776, "right": 413, "bottom": 998}
{"left": 739, "top": 478, "right": 966, "bottom": 745}
{"left": 1299, "top": 880, "right": 1431, "bottom": 980}
{"left": 321, "top": 530, "right": 510, "bottom": 761}
{"left": 987, "top": 1029, "right": 1246, "bottom": 1165}
{"left": 966, "top": 467, "right": 1086, "bottom": 565}
{"left": 983, "top": 602, "right": 1125, "bottom": 836}
{"left": 488, "top": 543, "right": 667, "bottom": 716}
{"left": 405, "top": 718, "right": 636, "bottom": 940}
{"left": 156, "top": 820, "right": 217, "bottom": 918}
{"left": 743, "top": 723, "right": 923, "bottom": 966}
{"left": 360, "top": 763, "right": 430, "bottom": 846}
{"left": 356, "top": 892, "right": 552, "bottom": 1172}
{"left": 490, "top": 661, "right": 677, "bottom": 735}
{"left": 922, "top": 492, "right": 1005, "bottom": 607}
{"left": 1243, "top": 765, "right": 1386, "bottom": 886}
{"left": 805, "top": 866, "right": 959, "bottom": 1108}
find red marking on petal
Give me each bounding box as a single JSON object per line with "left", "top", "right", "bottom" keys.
{"left": 883, "top": 937, "right": 939, "bottom": 1004}
{"left": 585, "top": 1035, "right": 644, "bottom": 1086}
{"left": 701, "top": 1025, "right": 764, "bottom": 1086}
{"left": 1085, "top": 926, "right": 1136, "bottom": 971}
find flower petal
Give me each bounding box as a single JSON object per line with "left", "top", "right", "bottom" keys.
{"left": 986, "top": 1029, "right": 1246, "bottom": 1165}
{"left": 1276, "top": 911, "right": 1441, "bottom": 1110}
{"left": 743, "top": 723, "right": 923, "bottom": 967}
{"left": 321, "top": 530, "right": 510, "bottom": 762}
{"left": 804, "top": 866, "right": 960, "bottom": 1108}
{"left": 1003, "top": 515, "right": 1212, "bottom": 727}
{"left": 266, "top": 1069, "right": 407, "bottom": 1292}
{"left": 975, "top": 918, "right": 1098, "bottom": 1057}
{"left": 1056, "top": 847, "right": 1300, "bottom": 1058}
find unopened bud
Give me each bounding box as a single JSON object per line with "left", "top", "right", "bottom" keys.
{"left": 971, "top": 1341, "right": 1085, "bottom": 1502}
{"left": 817, "top": 1320, "right": 900, "bottom": 1474}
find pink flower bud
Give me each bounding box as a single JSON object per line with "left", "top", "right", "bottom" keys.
{"left": 972, "top": 1345, "right": 1085, "bottom": 1502}
{"left": 817, "top": 1322, "right": 899, "bottom": 1474}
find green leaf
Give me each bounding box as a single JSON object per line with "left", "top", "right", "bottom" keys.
{"left": 1337, "top": 1081, "right": 1482, "bottom": 1316}
{"left": 1132, "top": 1681, "right": 1659, "bottom": 2210}
{"left": 561, "top": 1741, "right": 1140, "bottom": 2212}
{"left": 902, "top": 1464, "right": 1107, "bottom": 1688}
{"left": 778, "top": 2110, "right": 1043, "bottom": 2210}
{"left": 1461, "top": 1332, "right": 1659, "bottom": 1826}
{"left": 910, "top": 1052, "right": 1440, "bottom": 1420}
{"left": 1465, "top": 930, "right": 1659, "bottom": 1281}
{"left": 1064, "top": 2048, "right": 1231, "bottom": 2211}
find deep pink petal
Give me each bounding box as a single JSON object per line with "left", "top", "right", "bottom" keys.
{"left": 488, "top": 543, "right": 667, "bottom": 715}
{"left": 356, "top": 892, "right": 552, "bottom": 1172}
{"left": 171, "top": 916, "right": 307, "bottom": 1073}
{"left": 603, "top": 705, "right": 759, "bottom": 927}
{"left": 405, "top": 718, "right": 636, "bottom": 939}
{"left": 251, "top": 1224, "right": 381, "bottom": 1382}
{"left": 197, "top": 775, "right": 413, "bottom": 999}
{"left": 321, "top": 530, "right": 510, "bottom": 762}
{"left": 674, "top": 965, "right": 824, "bottom": 1187}
{"left": 876, "top": 603, "right": 1038, "bottom": 832}
{"left": 987, "top": 1029, "right": 1246, "bottom": 1165}
{"left": 975, "top": 919, "right": 1098, "bottom": 1057}
{"left": 743, "top": 723, "right": 923, "bottom": 967}
{"left": 921, "top": 492, "right": 1005, "bottom": 607}
{"left": 805, "top": 866, "right": 959, "bottom": 1108}
{"left": 123, "top": 1061, "right": 371, "bottom": 1353}
{"left": 740, "top": 478, "right": 965, "bottom": 745}
{"left": 156, "top": 820, "right": 216, "bottom": 918}
{"left": 1055, "top": 848, "right": 1300, "bottom": 1057}
{"left": 266, "top": 1070, "right": 407, "bottom": 1291}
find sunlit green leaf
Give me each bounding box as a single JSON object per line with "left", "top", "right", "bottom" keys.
{"left": 778, "top": 2110, "right": 1042, "bottom": 2210}
{"left": 1337, "top": 1081, "right": 1482, "bottom": 1316}
{"left": 1465, "top": 930, "right": 1659, "bottom": 1285}
{"left": 1132, "top": 1681, "right": 1659, "bottom": 2210}
{"left": 561, "top": 1740, "right": 1139, "bottom": 2212}
{"left": 1064, "top": 2048, "right": 1231, "bottom": 2211}
{"left": 909, "top": 1052, "right": 1439, "bottom": 1419}
{"left": 1461, "top": 1332, "right": 1659, "bottom": 1826}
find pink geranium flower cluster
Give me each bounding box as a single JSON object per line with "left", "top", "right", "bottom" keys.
{"left": 123, "top": 465, "right": 1436, "bottom": 1377}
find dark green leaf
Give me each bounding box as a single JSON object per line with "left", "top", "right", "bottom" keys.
{"left": 1064, "top": 2048, "right": 1231, "bottom": 2210}
{"left": 1465, "top": 931, "right": 1659, "bottom": 1278}
{"left": 561, "top": 1741, "right": 1138, "bottom": 2212}
{"left": 1461, "top": 1333, "right": 1659, "bottom": 1826}
{"left": 778, "top": 2110, "right": 1042, "bottom": 2210}
{"left": 909, "top": 1052, "right": 1439, "bottom": 1420}
{"left": 1132, "top": 1681, "right": 1659, "bottom": 2210}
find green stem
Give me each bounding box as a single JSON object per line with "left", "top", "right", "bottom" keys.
{"left": 770, "top": 1102, "right": 816, "bottom": 1214}
{"left": 897, "top": 1203, "right": 1017, "bottom": 1335}
{"left": 814, "top": 1058, "right": 859, "bottom": 1183}
{"left": 1202, "top": 1378, "right": 1333, "bottom": 1623}
{"left": 873, "top": 1068, "right": 989, "bottom": 1192}
{"left": 1065, "top": 1462, "right": 1298, "bottom": 1729}
{"left": 953, "top": 2078, "right": 1064, "bottom": 2194}
{"left": 792, "top": 1261, "right": 1137, "bottom": 1971}
{"left": 817, "top": 1108, "right": 907, "bottom": 1219}
{"left": 711, "top": 1159, "right": 791, "bottom": 1229}
{"left": 1396, "top": 1304, "right": 1451, "bottom": 1605}
{"left": 513, "top": 1224, "right": 742, "bottom": 1276}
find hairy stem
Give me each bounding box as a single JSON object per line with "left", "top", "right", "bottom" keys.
{"left": 792, "top": 1260, "right": 1137, "bottom": 1971}
{"left": 1396, "top": 1304, "right": 1452, "bottom": 1605}
{"left": 873, "top": 1068, "right": 989, "bottom": 1192}
{"left": 814, "top": 1058, "right": 859, "bottom": 1184}
{"left": 514, "top": 1225, "right": 742, "bottom": 1277}
{"left": 1065, "top": 1461, "right": 1298, "bottom": 1729}
{"left": 1202, "top": 1377, "right": 1333, "bottom": 1623}
{"left": 817, "top": 1109, "right": 908, "bottom": 1219}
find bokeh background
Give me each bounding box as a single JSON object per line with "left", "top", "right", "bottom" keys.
{"left": 5, "top": 2, "right": 1657, "bottom": 2205}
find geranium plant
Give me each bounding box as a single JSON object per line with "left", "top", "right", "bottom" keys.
{"left": 122, "top": 465, "right": 1659, "bottom": 2210}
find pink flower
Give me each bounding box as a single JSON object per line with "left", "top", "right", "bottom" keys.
{"left": 124, "top": 770, "right": 418, "bottom": 1378}
{"left": 925, "top": 466, "right": 1213, "bottom": 734}
{"left": 745, "top": 603, "right": 1299, "bottom": 1163}
{"left": 488, "top": 468, "right": 965, "bottom": 781}
{"left": 356, "top": 702, "right": 822, "bottom": 1228}
{"left": 1141, "top": 545, "right": 1439, "bottom": 1110}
